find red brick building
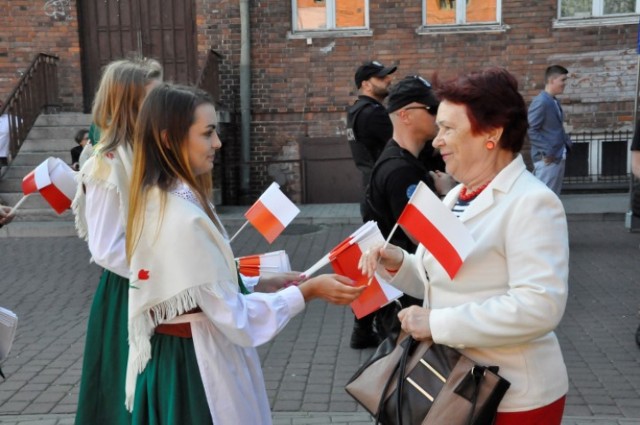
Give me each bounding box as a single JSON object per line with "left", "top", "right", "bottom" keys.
{"left": 0, "top": 0, "right": 637, "bottom": 203}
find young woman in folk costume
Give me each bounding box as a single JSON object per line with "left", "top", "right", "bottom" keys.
{"left": 125, "top": 83, "right": 364, "bottom": 425}
{"left": 72, "top": 58, "right": 163, "bottom": 425}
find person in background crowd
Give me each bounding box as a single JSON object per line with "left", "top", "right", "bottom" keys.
{"left": 71, "top": 129, "right": 89, "bottom": 171}
{"left": 362, "top": 75, "right": 455, "bottom": 339}
{"left": 360, "top": 68, "right": 569, "bottom": 424}
{"left": 125, "top": 83, "right": 364, "bottom": 425}
{"left": 346, "top": 59, "right": 397, "bottom": 349}
{"left": 528, "top": 65, "right": 572, "bottom": 196}
{"left": 0, "top": 99, "right": 10, "bottom": 169}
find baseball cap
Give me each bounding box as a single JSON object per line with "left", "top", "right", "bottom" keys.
{"left": 354, "top": 61, "right": 398, "bottom": 88}
{"left": 386, "top": 75, "right": 439, "bottom": 114}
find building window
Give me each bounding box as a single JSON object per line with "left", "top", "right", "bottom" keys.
{"left": 293, "top": 0, "right": 368, "bottom": 31}
{"left": 559, "top": 0, "right": 639, "bottom": 18}
{"left": 424, "top": 0, "right": 500, "bottom": 25}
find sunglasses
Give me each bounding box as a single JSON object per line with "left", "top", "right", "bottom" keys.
{"left": 403, "top": 104, "right": 438, "bottom": 115}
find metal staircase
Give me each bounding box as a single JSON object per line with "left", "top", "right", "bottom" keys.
{"left": 0, "top": 113, "right": 91, "bottom": 237}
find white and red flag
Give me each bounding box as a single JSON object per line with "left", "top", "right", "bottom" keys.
{"left": 396, "top": 181, "right": 474, "bottom": 279}
{"left": 240, "top": 182, "right": 300, "bottom": 243}
{"left": 16, "top": 157, "right": 76, "bottom": 214}
{"left": 236, "top": 250, "right": 292, "bottom": 277}
{"left": 303, "top": 221, "right": 403, "bottom": 319}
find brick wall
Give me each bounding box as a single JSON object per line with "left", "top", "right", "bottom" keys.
{"left": 197, "top": 0, "right": 638, "bottom": 201}
{"left": 0, "top": 1, "right": 637, "bottom": 202}
{"left": 0, "top": 1, "right": 82, "bottom": 110}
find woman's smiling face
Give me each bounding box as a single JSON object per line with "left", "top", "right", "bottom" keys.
{"left": 185, "top": 103, "right": 220, "bottom": 176}
{"left": 433, "top": 100, "right": 489, "bottom": 185}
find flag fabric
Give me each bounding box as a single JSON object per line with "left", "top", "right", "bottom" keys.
{"left": 397, "top": 181, "right": 474, "bottom": 279}
{"left": 22, "top": 157, "right": 76, "bottom": 214}
{"left": 244, "top": 182, "right": 300, "bottom": 243}
{"left": 236, "top": 250, "right": 291, "bottom": 277}
{"left": 330, "top": 241, "right": 402, "bottom": 319}
{"left": 307, "top": 221, "right": 402, "bottom": 319}
{"left": 302, "top": 221, "right": 382, "bottom": 277}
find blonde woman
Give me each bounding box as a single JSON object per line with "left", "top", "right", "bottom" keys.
{"left": 72, "top": 58, "right": 162, "bottom": 425}
{"left": 125, "top": 84, "right": 363, "bottom": 425}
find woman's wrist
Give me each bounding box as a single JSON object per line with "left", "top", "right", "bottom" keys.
{"left": 384, "top": 249, "right": 404, "bottom": 273}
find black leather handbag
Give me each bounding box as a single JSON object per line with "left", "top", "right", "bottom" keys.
{"left": 346, "top": 333, "right": 511, "bottom": 425}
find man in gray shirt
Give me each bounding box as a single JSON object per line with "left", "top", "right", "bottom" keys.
{"left": 528, "top": 65, "right": 572, "bottom": 195}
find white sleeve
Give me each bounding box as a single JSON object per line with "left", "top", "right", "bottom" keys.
{"left": 84, "top": 183, "right": 129, "bottom": 278}
{"left": 195, "top": 285, "right": 305, "bottom": 347}
{"left": 239, "top": 274, "right": 260, "bottom": 292}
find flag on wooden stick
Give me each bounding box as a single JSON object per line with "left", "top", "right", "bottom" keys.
{"left": 242, "top": 182, "right": 300, "bottom": 243}
{"left": 397, "top": 181, "right": 474, "bottom": 279}
{"left": 16, "top": 157, "right": 76, "bottom": 215}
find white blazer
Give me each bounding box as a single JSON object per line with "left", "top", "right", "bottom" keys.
{"left": 390, "top": 154, "right": 569, "bottom": 412}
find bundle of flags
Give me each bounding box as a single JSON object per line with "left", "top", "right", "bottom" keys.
{"left": 236, "top": 250, "right": 291, "bottom": 277}
{"left": 10, "top": 157, "right": 76, "bottom": 215}
{"left": 231, "top": 182, "right": 300, "bottom": 243}
{"left": 303, "top": 221, "right": 402, "bottom": 319}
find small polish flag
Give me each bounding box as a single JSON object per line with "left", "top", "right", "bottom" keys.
{"left": 236, "top": 250, "right": 292, "bottom": 277}
{"left": 21, "top": 157, "right": 77, "bottom": 214}
{"left": 397, "top": 181, "right": 474, "bottom": 279}
{"left": 244, "top": 182, "right": 300, "bottom": 243}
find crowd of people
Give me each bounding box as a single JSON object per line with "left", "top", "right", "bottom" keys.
{"left": 1, "top": 57, "right": 627, "bottom": 425}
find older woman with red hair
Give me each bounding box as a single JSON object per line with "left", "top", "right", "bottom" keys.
{"left": 360, "top": 68, "right": 569, "bottom": 424}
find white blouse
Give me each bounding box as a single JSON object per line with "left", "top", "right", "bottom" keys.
{"left": 84, "top": 183, "right": 128, "bottom": 277}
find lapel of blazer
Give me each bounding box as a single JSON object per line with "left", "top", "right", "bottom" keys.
{"left": 455, "top": 155, "right": 527, "bottom": 224}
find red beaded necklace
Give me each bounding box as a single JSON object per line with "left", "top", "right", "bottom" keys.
{"left": 458, "top": 182, "right": 490, "bottom": 202}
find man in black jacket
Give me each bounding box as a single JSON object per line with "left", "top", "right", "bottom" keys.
{"left": 363, "top": 75, "right": 456, "bottom": 339}
{"left": 346, "top": 60, "right": 396, "bottom": 348}
{"left": 347, "top": 61, "right": 397, "bottom": 207}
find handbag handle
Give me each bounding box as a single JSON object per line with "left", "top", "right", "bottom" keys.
{"left": 395, "top": 336, "right": 416, "bottom": 425}
{"left": 373, "top": 335, "right": 415, "bottom": 425}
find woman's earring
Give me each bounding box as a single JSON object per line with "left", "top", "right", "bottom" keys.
{"left": 486, "top": 140, "right": 495, "bottom": 150}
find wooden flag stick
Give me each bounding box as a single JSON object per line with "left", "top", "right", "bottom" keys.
{"left": 366, "top": 223, "right": 399, "bottom": 286}
{"left": 229, "top": 220, "right": 250, "bottom": 243}
{"left": 8, "top": 194, "right": 30, "bottom": 216}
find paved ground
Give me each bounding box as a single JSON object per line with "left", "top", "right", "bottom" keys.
{"left": 0, "top": 204, "right": 639, "bottom": 424}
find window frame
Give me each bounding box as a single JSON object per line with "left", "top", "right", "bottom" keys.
{"left": 558, "top": 0, "right": 640, "bottom": 19}
{"left": 291, "top": 0, "right": 370, "bottom": 33}
{"left": 418, "top": 0, "right": 507, "bottom": 35}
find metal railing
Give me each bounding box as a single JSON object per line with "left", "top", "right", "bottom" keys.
{"left": 215, "top": 130, "right": 636, "bottom": 205}
{"left": 564, "top": 130, "right": 632, "bottom": 191}
{"left": 0, "top": 53, "right": 60, "bottom": 166}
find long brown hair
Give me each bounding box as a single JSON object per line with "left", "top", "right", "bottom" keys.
{"left": 91, "top": 58, "right": 163, "bottom": 154}
{"left": 126, "top": 84, "right": 217, "bottom": 259}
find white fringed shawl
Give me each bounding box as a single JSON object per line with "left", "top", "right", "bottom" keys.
{"left": 72, "top": 143, "right": 133, "bottom": 240}
{"left": 124, "top": 186, "right": 238, "bottom": 410}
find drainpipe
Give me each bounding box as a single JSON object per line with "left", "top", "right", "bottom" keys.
{"left": 239, "top": 0, "right": 251, "bottom": 201}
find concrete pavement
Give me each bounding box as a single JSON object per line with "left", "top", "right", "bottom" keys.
{"left": 1, "top": 201, "right": 640, "bottom": 424}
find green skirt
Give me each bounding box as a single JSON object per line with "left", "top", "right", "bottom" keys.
{"left": 131, "top": 333, "right": 212, "bottom": 425}
{"left": 75, "top": 270, "right": 131, "bottom": 425}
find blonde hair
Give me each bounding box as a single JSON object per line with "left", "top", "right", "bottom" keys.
{"left": 126, "top": 83, "right": 217, "bottom": 260}
{"left": 91, "top": 58, "right": 163, "bottom": 153}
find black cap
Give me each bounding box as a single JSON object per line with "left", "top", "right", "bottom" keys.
{"left": 354, "top": 61, "right": 397, "bottom": 88}
{"left": 387, "top": 75, "right": 439, "bottom": 114}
